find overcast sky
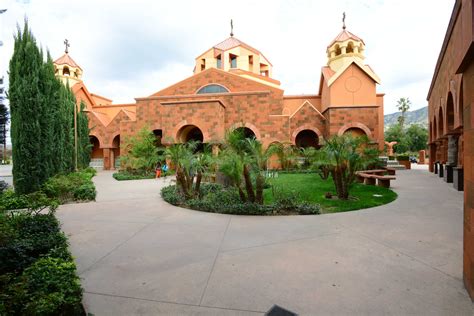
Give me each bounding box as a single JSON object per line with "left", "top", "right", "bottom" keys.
{"left": 0, "top": 0, "right": 454, "bottom": 115}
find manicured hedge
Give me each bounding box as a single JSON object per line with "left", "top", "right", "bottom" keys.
{"left": 112, "top": 171, "right": 155, "bottom": 181}
{"left": 161, "top": 183, "right": 320, "bottom": 215}
{"left": 112, "top": 170, "right": 174, "bottom": 181}
{"left": 396, "top": 155, "right": 409, "bottom": 161}
{"left": 0, "top": 211, "right": 84, "bottom": 315}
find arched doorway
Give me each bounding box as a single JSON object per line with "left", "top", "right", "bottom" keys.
{"left": 295, "top": 129, "right": 319, "bottom": 148}
{"left": 438, "top": 106, "right": 444, "bottom": 137}
{"left": 89, "top": 136, "right": 103, "bottom": 169}
{"left": 433, "top": 116, "right": 437, "bottom": 140}
{"left": 235, "top": 127, "right": 256, "bottom": 139}
{"left": 178, "top": 125, "right": 203, "bottom": 143}
{"left": 153, "top": 129, "right": 163, "bottom": 147}
{"left": 343, "top": 127, "right": 367, "bottom": 137}
{"left": 112, "top": 135, "right": 120, "bottom": 169}
{"left": 446, "top": 93, "right": 455, "bottom": 132}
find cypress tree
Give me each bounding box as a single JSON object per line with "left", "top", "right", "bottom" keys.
{"left": 60, "top": 82, "right": 75, "bottom": 173}
{"left": 77, "top": 100, "right": 91, "bottom": 169}
{"left": 9, "top": 21, "right": 47, "bottom": 194}
{"left": 40, "top": 53, "right": 60, "bottom": 176}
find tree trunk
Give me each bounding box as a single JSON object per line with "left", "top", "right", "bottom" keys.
{"left": 195, "top": 171, "right": 202, "bottom": 198}
{"left": 243, "top": 165, "right": 256, "bottom": 203}
{"left": 176, "top": 168, "right": 190, "bottom": 199}
{"left": 255, "top": 173, "right": 265, "bottom": 204}
{"left": 237, "top": 185, "right": 247, "bottom": 202}
{"left": 333, "top": 169, "right": 348, "bottom": 200}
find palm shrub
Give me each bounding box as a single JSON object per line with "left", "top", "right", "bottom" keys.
{"left": 312, "top": 135, "right": 380, "bottom": 200}
{"left": 120, "top": 127, "right": 162, "bottom": 174}
{"left": 218, "top": 129, "right": 279, "bottom": 204}
{"left": 165, "top": 141, "right": 213, "bottom": 199}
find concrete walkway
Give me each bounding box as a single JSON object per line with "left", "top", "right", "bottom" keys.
{"left": 57, "top": 167, "right": 473, "bottom": 315}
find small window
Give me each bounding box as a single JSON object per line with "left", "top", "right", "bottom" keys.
{"left": 201, "top": 59, "right": 206, "bottom": 71}
{"left": 63, "top": 66, "right": 70, "bottom": 76}
{"left": 216, "top": 55, "right": 222, "bottom": 69}
{"left": 230, "top": 54, "right": 237, "bottom": 68}
{"left": 196, "top": 84, "right": 229, "bottom": 94}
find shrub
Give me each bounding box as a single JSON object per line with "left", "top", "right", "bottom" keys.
{"left": 397, "top": 155, "right": 409, "bottom": 161}
{"left": 0, "top": 189, "right": 29, "bottom": 211}
{"left": 72, "top": 183, "right": 96, "bottom": 201}
{"left": 113, "top": 170, "right": 155, "bottom": 181}
{"left": 161, "top": 185, "right": 185, "bottom": 205}
{"left": 42, "top": 170, "right": 95, "bottom": 202}
{"left": 4, "top": 257, "right": 83, "bottom": 315}
{"left": 0, "top": 213, "right": 66, "bottom": 275}
{"left": 0, "top": 211, "right": 83, "bottom": 315}
{"left": 162, "top": 183, "right": 319, "bottom": 216}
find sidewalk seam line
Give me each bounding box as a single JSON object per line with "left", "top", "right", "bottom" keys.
{"left": 198, "top": 215, "right": 232, "bottom": 306}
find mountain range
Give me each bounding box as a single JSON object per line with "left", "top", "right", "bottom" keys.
{"left": 384, "top": 106, "right": 428, "bottom": 130}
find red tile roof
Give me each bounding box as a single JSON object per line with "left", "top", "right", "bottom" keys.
{"left": 328, "top": 29, "right": 364, "bottom": 48}
{"left": 53, "top": 53, "right": 82, "bottom": 70}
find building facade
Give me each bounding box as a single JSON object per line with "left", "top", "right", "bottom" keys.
{"left": 53, "top": 23, "right": 384, "bottom": 171}
{"left": 427, "top": 0, "right": 474, "bottom": 299}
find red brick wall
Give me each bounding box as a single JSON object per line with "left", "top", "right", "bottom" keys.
{"left": 324, "top": 106, "right": 382, "bottom": 147}
{"left": 463, "top": 61, "right": 474, "bottom": 299}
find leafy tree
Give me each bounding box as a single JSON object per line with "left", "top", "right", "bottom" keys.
{"left": 396, "top": 97, "right": 411, "bottom": 129}
{"left": 384, "top": 124, "right": 409, "bottom": 154}
{"left": 312, "top": 135, "right": 380, "bottom": 200}
{"left": 9, "top": 21, "right": 48, "bottom": 194}
{"left": 405, "top": 124, "right": 428, "bottom": 152}
{"left": 120, "top": 127, "right": 162, "bottom": 174}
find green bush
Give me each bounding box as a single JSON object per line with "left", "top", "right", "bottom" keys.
{"left": 397, "top": 155, "right": 409, "bottom": 161}
{"left": 113, "top": 170, "right": 155, "bottom": 181}
{"left": 161, "top": 185, "right": 185, "bottom": 205}
{"left": 42, "top": 170, "right": 96, "bottom": 202}
{"left": 0, "top": 190, "right": 58, "bottom": 213}
{"left": 8, "top": 257, "right": 83, "bottom": 315}
{"left": 72, "top": 183, "right": 96, "bottom": 201}
{"left": 0, "top": 190, "right": 29, "bottom": 211}
{"left": 0, "top": 211, "right": 83, "bottom": 315}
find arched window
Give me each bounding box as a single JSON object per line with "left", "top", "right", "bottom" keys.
{"left": 196, "top": 84, "right": 229, "bottom": 94}
{"left": 335, "top": 45, "right": 341, "bottom": 56}
{"left": 63, "top": 66, "right": 70, "bottom": 76}
{"left": 346, "top": 42, "right": 354, "bottom": 53}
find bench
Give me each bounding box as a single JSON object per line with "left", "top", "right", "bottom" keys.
{"left": 355, "top": 169, "right": 387, "bottom": 183}
{"left": 382, "top": 167, "right": 396, "bottom": 175}
{"left": 357, "top": 172, "right": 396, "bottom": 188}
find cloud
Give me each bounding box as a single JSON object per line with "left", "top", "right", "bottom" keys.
{"left": 0, "top": 0, "right": 455, "bottom": 114}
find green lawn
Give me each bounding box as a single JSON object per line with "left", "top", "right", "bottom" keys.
{"left": 263, "top": 173, "right": 397, "bottom": 213}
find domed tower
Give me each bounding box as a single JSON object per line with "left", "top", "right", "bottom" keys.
{"left": 53, "top": 39, "right": 83, "bottom": 86}
{"left": 193, "top": 20, "right": 279, "bottom": 88}
{"left": 326, "top": 14, "right": 366, "bottom": 72}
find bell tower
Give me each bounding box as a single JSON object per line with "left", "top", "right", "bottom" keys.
{"left": 53, "top": 39, "right": 83, "bottom": 86}
{"left": 326, "top": 13, "right": 366, "bottom": 72}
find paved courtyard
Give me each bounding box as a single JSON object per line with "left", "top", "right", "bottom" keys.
{"left": 57, "top": 167, "right": 474, "bottom": 315}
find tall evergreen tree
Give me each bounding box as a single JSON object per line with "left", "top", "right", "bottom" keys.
{"left": 77, "top": 100, "right": 91, "bottom": 169}
{"left": 9, "top": 21, "right": 48, "bottom": 194}
{"left": 60, "top": 82, "right": 76, "bottom": 173}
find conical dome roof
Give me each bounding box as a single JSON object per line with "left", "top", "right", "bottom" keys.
{"left": 53, "top": 53, "right": 82, "bottom": 70}
{"left": 327, "top": 29, "right": 364, "bottom": 48}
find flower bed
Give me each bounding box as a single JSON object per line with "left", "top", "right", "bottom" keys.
{"left": 161, "top": 183, "right": 320, "bottom": 215}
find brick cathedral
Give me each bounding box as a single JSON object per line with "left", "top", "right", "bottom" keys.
{"left": 53, "top": 21, "right": 384, "bottom": 170}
